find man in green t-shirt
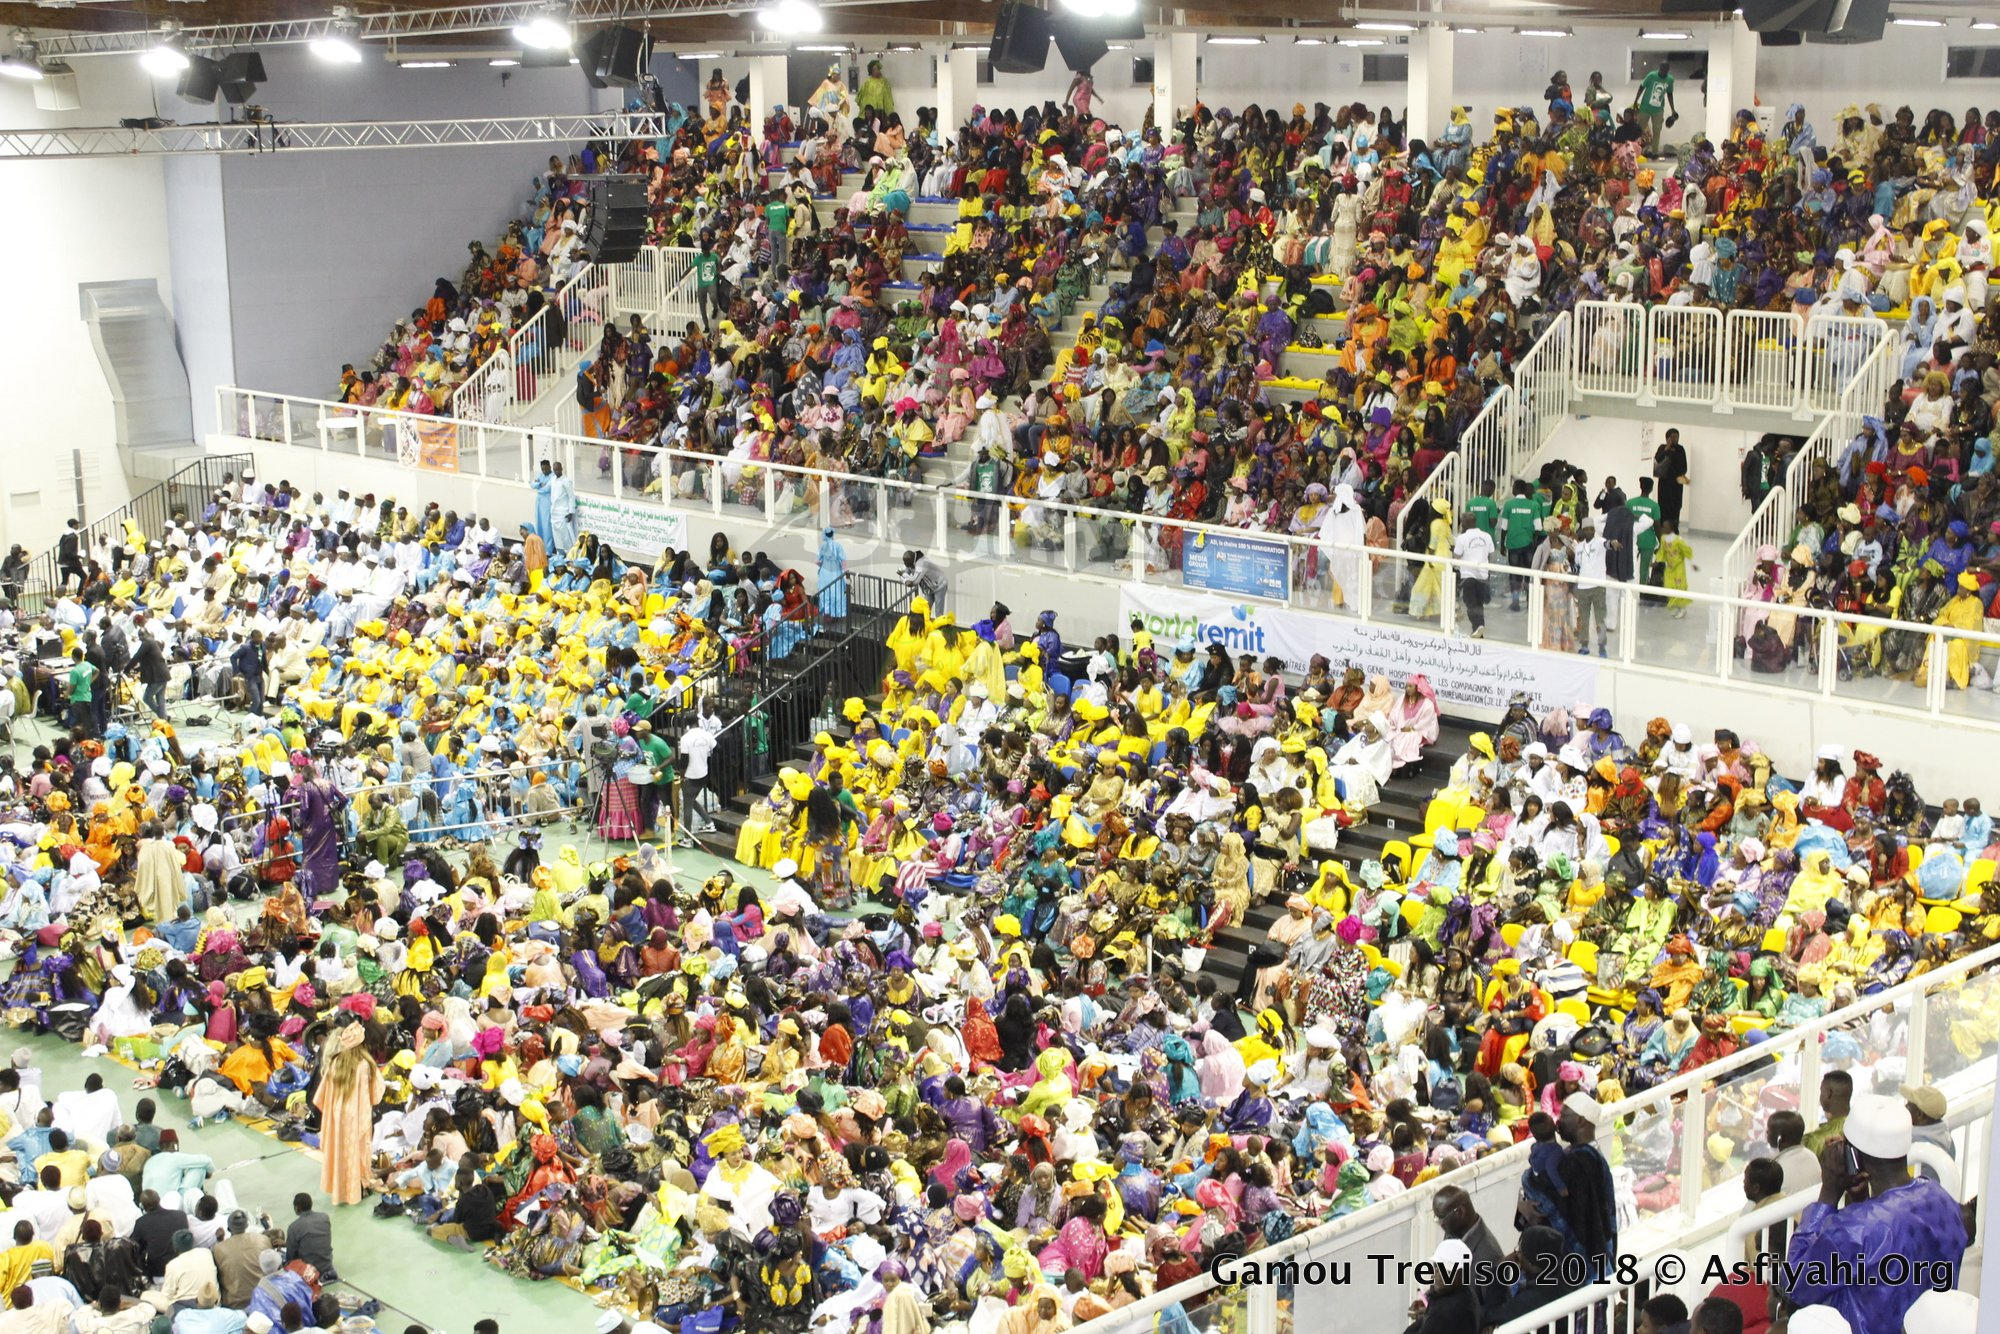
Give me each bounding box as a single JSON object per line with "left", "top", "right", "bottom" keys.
{"left": 1629, "top": 476, "right": 1663, "bottom": 585}
{"left": 65, "top": 648, "right": 96, "bottom": 739}
{"left": 694, "top": 238, "right": 720, "bottom": 328}
{"left": 1464, "top": 478, "right": 1501, "bottom": 538}
{"left": 1499, "top": 480, "right": 1543, "bottom": 611}
{"left": 764, "top": 191, "right": 793, "bottom": 270}
{"left": 1635, "top": 61, "right": 1677, "bottom": 153}
{"left": 633, "top": 720, "right": 676, "bottom": 837}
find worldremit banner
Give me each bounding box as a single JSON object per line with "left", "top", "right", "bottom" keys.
{"left": 1118, "top": 585, "right": 1600, "bottom": 718}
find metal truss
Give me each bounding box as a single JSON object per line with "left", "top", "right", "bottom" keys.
{"left": 32, "top": 0, "right": 939, "bottom": 58}
{"left": 0, "top": 108, "right": 669, "bottom": 160}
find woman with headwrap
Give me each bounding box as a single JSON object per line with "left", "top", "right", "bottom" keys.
{"left": 314, "top": 1020, "right": 383, "bottom": 1205}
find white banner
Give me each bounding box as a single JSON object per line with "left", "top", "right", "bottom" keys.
{"left": 1117, "top": 585, "right": 1600, "bottom": 719}
{"left": 576, "top": 495, "right": 688, "bottom": 559}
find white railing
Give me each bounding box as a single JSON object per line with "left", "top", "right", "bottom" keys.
{"left": 1078, "top": 941, "right": 2000, "bottom": 1334}
{"left": 1723, "top": 309, "right": 1804, "bottom": 412}
{"left": 1573, "top": 299, "right": 1647, "bottom": 399}
{"left": 607, "top": 244, "right": 700, "bottom": 326}
{"left": 1572, "top": 301, "right": 1891, "bottom": 417}
{"left": 1511, "top": 311, "right": 1572, "bottom": 481}
{"left": 1647, "top": 304, "right": 1725, "bottom": 406}
{"left": 219, "top": 384, "right": 2000, "bottom": 732}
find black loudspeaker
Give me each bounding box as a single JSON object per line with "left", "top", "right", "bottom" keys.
{"left": 1759, "top": 28, "right": 1804, "bottom": 43}
{"left": 1740, "top": 0, "right": 1828, "bottom": 31}
{"left": 989, "top": 2, "right": 1051, "bottom": 75}
{"left": 176, "top": 54, "right": 222, "bottom": 104}
{"left": 1049, "top": 16, "right": 1107, "bottom": 74}
{"left": 587, "top": 176, "right": 649, "bottom": 263}
{"left": 581, "top": 25, "right": 646, "bottom": 88}
{"left": 218, "top": 51, "right": 264, "bottom": 104}
{"left": 1808, "top": 0, "right": 1888, "bottom": 43}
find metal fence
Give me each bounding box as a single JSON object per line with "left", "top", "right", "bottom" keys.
{"left": 701, "top": 571, "right": 912, "bottom": 810}
{"left": 11, "top": 453, "right": 251, "bottom": 614}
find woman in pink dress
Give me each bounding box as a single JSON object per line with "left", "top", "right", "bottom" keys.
{"left": 1382, "top": 674, "right": 1440, "bottom": 770}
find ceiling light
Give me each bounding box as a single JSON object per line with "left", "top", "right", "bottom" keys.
{"left": 1974, "top": 19, "right": 2000, "bottom": 28}
{"left": 489, "top": 57, "right": 520, "bottom": 65}
{"left": 1353, "top": 21, "right": 1414, "bottom": 31}
{"left": 1890, "top": 15, "right": 1943, "bottom": 25}
{"left": 1292, "top": 35, "right": 1330, "bottom": 44}
{"left": 1451, "top": 25, "right": 1483, "bottom": 34}
{"left": 796, "top": 44, "right": 849, "bottom": 52}
{"left": 1206, "top": 35, "right": 1265, "bottom": 44}
{"left": 1518, "top": 27, "right": 1571, "bottom": 37}
{"left": 1638, "top": 29, "right": 1691, "bottom": 39}
{"left": 759, "top": 0, "right": 824, "bottom": 33}
{"left": 1337, "top": 37, "right": 1383, "bottom": 46}
{"left": 1104, "top": 41, "right": 1130, "bottom": 48}
{"left": 511, "top": 7, "right": 571, "bottom": 49}
{"left": 678, "top": 50, "right": 724, "bottom": 58}
{"left": 886, "top": 42, "right": 919, "bottom": 51}
{"left": 1062, "top": 0, "right": 1137, "bottom": 15}
{"left": 399, "top": 59, "right": 453, "bottom": 67}
{"left": 140, "top": 22, "right": 190, "bottom": 77}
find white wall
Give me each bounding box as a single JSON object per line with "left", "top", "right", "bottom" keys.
{"left": 1538, "top": 413, "right": 1788, "bottom": 550}
{"left": 0, "top": 58, "right": 175, "bottom": 555}
{"left": 212, "top": 45, "right": 614, "bottom": 398}
{"left": 875, "top": 25, "right": 2000, "bottom": 149}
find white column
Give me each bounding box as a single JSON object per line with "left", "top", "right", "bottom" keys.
{"left": 936, "top": 45, "right": 977, "bottom": 143}
{"left": 1405, "top": 24, "right": 1455, "bottom": 147}
{"left": 1703, "top": 18, "right": 1757, "bottom": 150}
{"left": 1151, "top": 31, "right": 1196, "bottom": 134}
{"left": 746, "top": 53, "right": 791, "bottom": 146}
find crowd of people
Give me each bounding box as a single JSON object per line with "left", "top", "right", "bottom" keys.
{"left": 22, "top": 44, "right": 2000, "bottom": 1334}
{"left": 0, "top": 466, "right": 1993, "bottom": 1331}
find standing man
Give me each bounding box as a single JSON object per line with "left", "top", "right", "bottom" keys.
{"left": 65, "top": 647, "right": 96, "bottom": 739}
{"left": 131, "top": 628, "right": 169, "bottom": 723}
{"left": 1653, "top": 427, "right": 1689, "bottom": 531}
{"left": 1783, "top": 1094, "right": 1968, "bottom": 1332}
{"left": 694, "top": 235, "right": 720, "bottom": 328}
{"left": 1464, "top": 478, "right": 1501, "bottom": 541}
{"left": 1629, "top": 477, "right": 1663, "bottom": 585}
{"left": 1453, "top": 510, "right": 1494, "bottom": 639}
{"left": 1500, "top": 481, "right": 1542, "bottom": 612}
{"left": 764, "top": 189, "right": 793, "bottom": 272}
{"left": 1573, "top": 524, "right": 1612, "bottom": 657}
{"left": 1554, "top": 1092, "right": 1619, "bottom": 1269}
{"left": 56, "top": 520, "right": 84, "bottom": 594}
{"left": 531, "top": 460, "right": 554, "bottom": 546}
{"left": 549, "top": 461, "right": 578, "bottom": 554}
{"left": 1635, "top": 59, "right": 1678, "bottom": 153}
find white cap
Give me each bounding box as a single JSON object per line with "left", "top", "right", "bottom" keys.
{"left": 1562, "top": 1092, "right": 1603, "bottom": 1127}
{"left": 1430, "top": 1238, "right": 1473, "bottom": 1269}
{"left": 1845, "top": 1092, "right": 1913, "bottom": 1158}
{"left": 1904, "top": 1290, "right": 1978, "bottom": 1334}
{"left": 1815, "top": 744, "right": 1843, "bottom": 763}
{"left": 1304, "top": 1023, "right": 1339, "bottom": 1048}
{"left": 772, "top": 858, "right": 799, "bottom": 880}
{"left": 1788, "top": 1307, "right": 1853, "bottom": 1334}
{"left": 1245, "top": 1059, "right": 1277, "bottom": 1085}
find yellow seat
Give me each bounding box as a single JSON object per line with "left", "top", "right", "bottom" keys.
{"left": 1382, "top": 840, "right": 1413, "bottom": 881}
{"left": 1409, "top": 832, "right": 1436, "bottom": 852}
{"left": 1424, "top": 799, "right": 1455, "bottom": 835}
{"left": 1360, "top": 943, "right": 1383, "bottom": 967}
{"left": 1907, "top": 844, "right": 1926, "bottom": 869}
{"left": 1968, "top": 858, "right": 1996, "bottom": 892}
{"left": 1399, "top": 898, "right": 1428, "bottom": 929}
{"left": 1603, "top": 835, "right": 1621, "bottom": 859}
{"left": 644, "top": 592, "right": 667, "bottom": 616}
{"left": 1926, "top": 905, "right": 1964, "bottom": 935}
{"left": 1500, "top": 922, "right": 1526, "bottom": 950}
{"left": 1493, "top": 957, "right": 1520, "bottom": 976}
{"left": 1760, "top": 927, "right": 1789, "bottom": 953}
{"left": 1455, "top": 808, "right": 1483, "bottom": 831}
{"left": 1729, "top": 1014, "right": 1768, "bottom": 1038}
{"left": 1377, "top": 957, "right": 1403, "bottom": 979}
{"left": 1555, "top": 998, "right": 1591, "bottom": 1023}
{"left": 1567, "top": 939, "right": 1599, "bottom": 975}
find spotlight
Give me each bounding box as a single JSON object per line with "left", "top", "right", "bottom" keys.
{"left": 311, "top": 10, "right": 365, "bottom": 64}
{"left": 758, "top": 0, "right": 824, "bottom": 34}
{"left": 1059, "top": 0, "right": 1135, "bottom": 16}
{"left": 512, "top": 5, "right": 573, "bottom": 49}
{"left": 1352, "top": 21, "right": 1414, "bottom": 31}
{"left": 1, "top": 31, "right": 43, "bottom": 80}
{"left": 141, "top": 23, "right": 190, "bottom": 77}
